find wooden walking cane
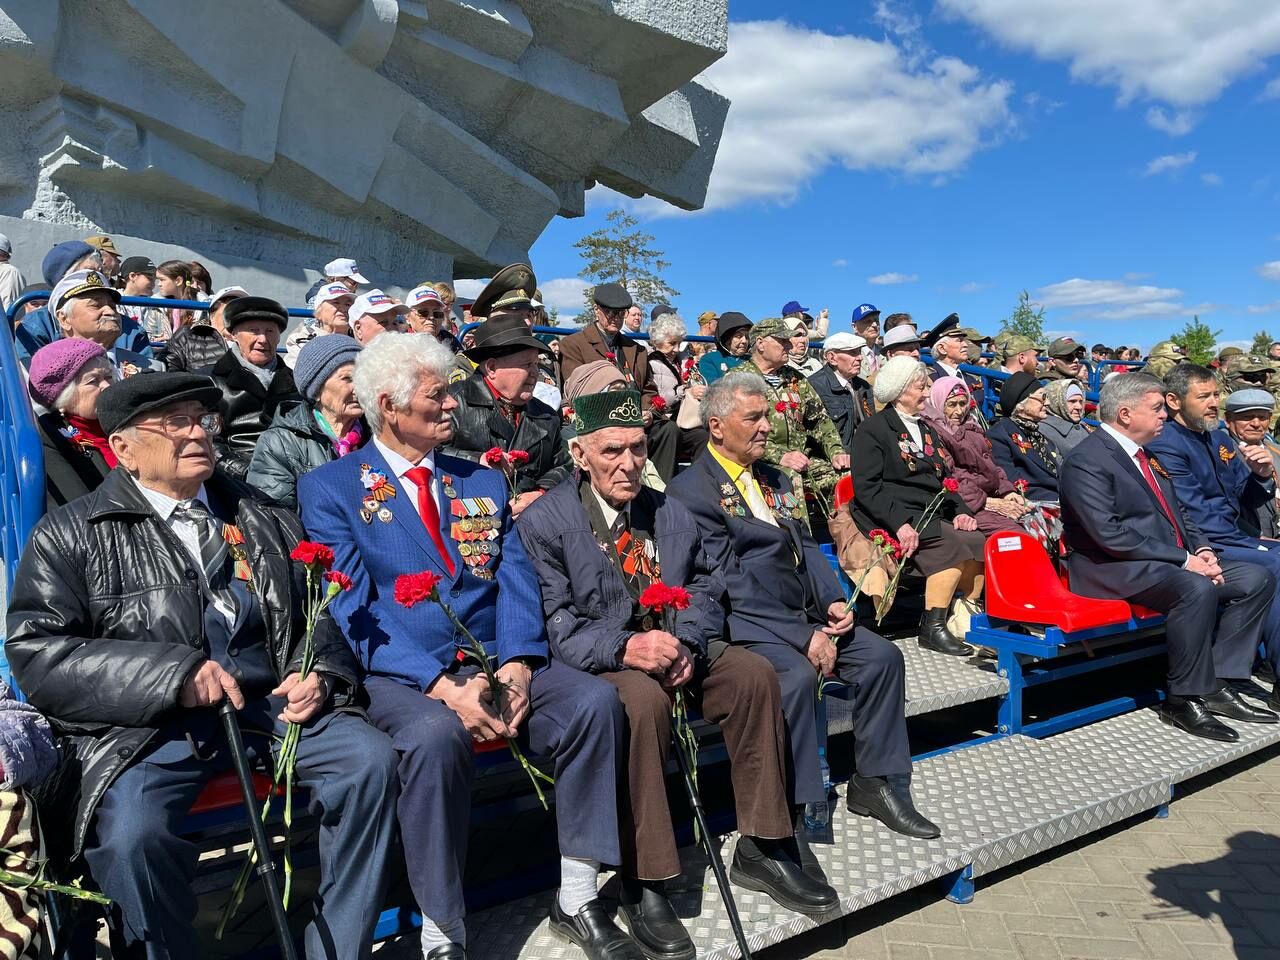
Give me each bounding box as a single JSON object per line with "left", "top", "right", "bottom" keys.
{"left": 219, "top": 700, "right": 300, "bottom": 960}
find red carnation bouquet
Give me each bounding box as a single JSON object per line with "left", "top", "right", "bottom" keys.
{"left": 484, "top": 447, "right": 532, "bottom": 507}
{"left": 874, "top": 475, "right": 963, "bottom": 625}
{"left": 221, "top": 541, "right": 353, "bottom": 933}
{"left": 394, "top": 570, "right": 555, "bottom": 807}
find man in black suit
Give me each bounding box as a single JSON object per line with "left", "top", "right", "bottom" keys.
{"left": 807, "top": 332, "right": 874, "bottom": 452}
{"left": 1060, "top": 373, "right": 1277, "bottom": 741}
{"left": 668, "top": 372, "right": 938, "bottom": 839}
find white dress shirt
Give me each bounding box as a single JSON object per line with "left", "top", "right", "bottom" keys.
{"left": 590, "top": 486, "right": 631, "bottom": 538}
{"left": 1100, "top": 423, "right": 1193, "bottom": 565}
{"left": 374, "top": 438, "right": 441, "bottom": 509}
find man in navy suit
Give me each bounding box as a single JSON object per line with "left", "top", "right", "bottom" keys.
{"left": 299, "top": 332, "right": 636, "bottom": 960}
{"left": 1060, "top": 373, "right": 1277, "bottom": 742}
{"left": 1147, "top": 364, "right": 1280, "bottom": 708}
{"left": 668, "top": 372, "right": 939, "bottom": 840}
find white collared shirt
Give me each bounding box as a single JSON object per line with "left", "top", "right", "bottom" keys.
{"left": 1100, "top": 423, "right": 1193, "bottom": 565}
{"left": 590, "top": 486, "right": 631, "bottom": 537}
{"left": 936, "top": 361, "right": 960, "bottom": 379}
{"left": 373, "top": 438, "right": 441, "bottom": 508}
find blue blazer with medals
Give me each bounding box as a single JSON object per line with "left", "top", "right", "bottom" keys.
{"left": 299, "top": 446, "right": 548, "bottom": 691}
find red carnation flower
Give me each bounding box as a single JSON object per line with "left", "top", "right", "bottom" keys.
{"left": 788, "top": 401, "right": 800, "bottom": 411}
{"left": 638, "top": 583, "right": 693, "bottom": 613}
{"left": 605, "top": 351, "right": 617, "bottom": 362}
{"left": 775, "top": 401, "right": 787, "bottom": 413}
{"left": 483, "top": 446, "right": 506, "bottom": 466}
{"left": 651, "top": 396, "right": 667, "bottom": 411}
{"left": 508, "top": 449, "right": 530, "bottom": 466}
{"left": 290, "top": 541, "right": 335, "bottom": 571}
{"left": 943, "top": 477, "right": 960, "bottom": 493}
{"left": 324, "top": 570, "right": 353, "bottom": 592}
{"left": 394, "top": 570, "right": 443, "bottom": 608}
{"left": 1014, "top": 479, "right": 1028, "bottom": 494}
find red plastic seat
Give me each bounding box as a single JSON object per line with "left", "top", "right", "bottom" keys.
{"left": 190, "top": 771, "right": 278, "bottom": 815}
{"left": 832, "top": 475, "right": 854, "bottom": 511}
{"left": 984, "top": 531, "right": 1134, "bottom": 632}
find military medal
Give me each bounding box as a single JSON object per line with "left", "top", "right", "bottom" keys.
{"left": 377, "top": 507, "right": 393, "bottom": 523}
{"left": 359, "top": 464, "right": 397, "bottom": 501}
{"left": 720, "top": 483, "right": 735, "bottom": 497}
{"left": 223, "top": 524, "right": 253, "bottom": 588}
{"left": 442, "top": 474, "right": 458, "bottom": 498}
{"left": 360, "top": 509, "right": 374, "bottom": 524}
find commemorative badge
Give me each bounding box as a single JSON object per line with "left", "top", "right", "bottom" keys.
{"left": 1219, "top": 444, "right": 1236, "bottom": 463}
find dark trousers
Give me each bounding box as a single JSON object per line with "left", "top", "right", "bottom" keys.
{"left": 364, "top": 661, "right": 624, "bottom": 923}
{"left": 82, "top": 709, "right": 399, "bottom": 960}
{"left": 1127, "top": 558, "right": 1275, "bottom": 695}
{"left": 647, "top": 418, "right": 679, "bottom": 481}
{"left": 1217, "top": 543, "right": 1280, "bottom": 675}
{"left": 601, "top": 646, "right": 792, "bottom": 880}
{"left": 743, "top": 627, "right": 910, "bottom": 805}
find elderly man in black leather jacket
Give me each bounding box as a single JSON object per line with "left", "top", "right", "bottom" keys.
{"left": 5, "top": 372, "right": 397, "bottom": 960}
{"left": 200, "top": 296, "right": 301, "bottom": 479}
{"left": 445, "top": 313, "right": 571, "bottom": 518}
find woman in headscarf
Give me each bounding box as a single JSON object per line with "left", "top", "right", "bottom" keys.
{"left": 848, "top": 356, "right": 984, "bottom": 657}
{"left": 987, "top": 372, "right": 1061, "bottom": 502}
{"left": 1038, "top": 379, "right": 1092, "bottom": 454}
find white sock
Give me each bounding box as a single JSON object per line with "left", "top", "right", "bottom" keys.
{"left": 420, "top": 916, "right": 467, "bottom": 952}
{"left": 557, "top": 857, "right": 601, "bottom": 915}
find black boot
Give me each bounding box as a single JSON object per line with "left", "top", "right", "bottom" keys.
{"left": 845, "top": 774, "right": 941, "bottom": 839}
{"left": 918, "top": 608, "right": 973, "bottom": 657}
{"left": 616, "top": 880, "right": 695, "bottom": 960}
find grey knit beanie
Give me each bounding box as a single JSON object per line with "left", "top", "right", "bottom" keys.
{"left": 293, "top": 334, "right": 361, "bottom": 402}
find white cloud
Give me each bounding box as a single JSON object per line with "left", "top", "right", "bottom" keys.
{"left": 1044, "top": 328, "right": 1085, "bottom": 341}
{"left": 1247, "top": 301, "right": 1280, "bottom": 314}
{"left": 832, "top": 258, "right": 849, "bottom": 267}
{"left": 938, "top": 1, "right": 1280, "bottom": 107}
{"left": 959, "top": 281, "right": 988, "bottom": 293}
{"left": 686, "top": 19, "right": 1015, "bottom": 213}
{"left": 1258, "top": 261, "right": 1280, "bottom": 281}
{"left": 454, "top": 278, "right": 486, "bottom": 300}
{"left": 1143, "top": 152, "right": 1196, "bottom": 177}
{"left": 868, "top": 271, "right": 919, "bottom": 285}
{"left": 1261, "top": 76, "right": 1280, "bottom": 100}
{"left": 1215, "top": 339, "right": 1254, "bottom": 353}
{"left": 1033, "top": 277, "right": 1218, "bottom": 321}
{"left": 452, "top": 276, "right": 590, "bottom": 317}
{"left": 1201, "top": 172, "right": 1223, "bottom": 186}
{"left": 1145, "top": 106, "right": 1197, "bottom": 136}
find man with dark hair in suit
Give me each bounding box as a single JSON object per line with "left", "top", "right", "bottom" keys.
{"left": 1059, "top": 373, "right": 1277, "bottom": 742}
{"left": 668, "top": 372, "right": 939, "bottom": 840}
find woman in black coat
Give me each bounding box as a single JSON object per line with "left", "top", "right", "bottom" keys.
{"left": 987, "top": 372, "right": 1061, "bottom": 502}
{"left": 849, "top": 356, "right": 984, "bottom": 656}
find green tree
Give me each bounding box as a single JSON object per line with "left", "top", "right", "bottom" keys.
{"left": 573, "top": 209, "right": 679, "bottom": 323}
{"left": 997, "top": 290, "right": 1046, "bottom": 346}
{"left": 1251, "top": 329, "right": 1275, "bottom": 356}
{"left": 1171, "top": 315, "right": 1222, "bottom": 366}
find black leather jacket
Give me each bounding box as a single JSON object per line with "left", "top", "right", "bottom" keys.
{"left": 4, "top": 468, "right": 360, "bottom": 858}
{"left": 445, "top": 373, "right": 572, "bottom": 494}
{"left": 160, "top": 322, "right": 229, "bottom": 373}
{"left": 201, "top": 350, "right": 300, "bottom": 479}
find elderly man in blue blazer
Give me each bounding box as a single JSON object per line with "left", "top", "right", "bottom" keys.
{"left": 519, "top": 390, "right": 838, "bottom": 960}
{"left": 667, "top": 372, "right": 939, "bottom": 841}
{"left": 1146, "top": 366, "right": 1280, "bottom": 706}
{"left": 299, "top": 332, "right": 635, "bottom": 960}
{"left": 1060, "top": 373, "right": 1277, "bottom": 742}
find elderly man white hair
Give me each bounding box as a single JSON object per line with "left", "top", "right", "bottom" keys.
{"left": 353, "top": 330, "right": 455, "bottom": 433}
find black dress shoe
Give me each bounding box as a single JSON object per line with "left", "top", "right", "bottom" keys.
{"left": 1203, "top": 686, "right": 1278, "bottom": 724}
{"left": 1255, "top": 661, "right": 1276, "bottom": 684}
{"left": 617, "top": 884, "right": 695, "bottom": 960}
{"left": 550, "top": 897, "right": 646, "bottom": 960}
{"left": 1159, "top": 697, "right": 1239, "bottom": 742}
{"left": 918, "top": 609, "right": 973, "bottom": 657}
{"left": 791, "top": 811, "right": 830, "bottom": 883}
{"left": 729, "top": 835, "right": 839, "bottom": 916}
{"left": 1227, "top": 677, "right": 1273, "bottom": 703}
{"left": 426, "top": 946, "right": 466, "bottom": 960}
{"left": 845, "top": 775, "right": 942, "bottom": 839}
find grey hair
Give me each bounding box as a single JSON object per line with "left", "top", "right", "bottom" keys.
{"left": 353, "top": 331, "right": 454, "bottom": 433}
{"left": 1098, "top": 372, "right": 1165, "bottom": 424}
{"left": 702, "top": 371, "right": 768, "bottom": 428}
{"left": 52, "top": 356, "right": 114, "bottom": 413}
{"left": 648, "top": 313, "right": 687, "bottom": 347}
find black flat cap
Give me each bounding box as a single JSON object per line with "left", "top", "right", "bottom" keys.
{"left": 97, "top": 372, "right": 223, "bottom": 436}
{"left": 921, "top": 312, "right": 960, "bottom": 348}
{"left": 223, "top": 296, "right": 288, "bottom": 331}
{"left": 593, "top": 282, "right": 633, "bottom": 311}
{"left": 998, "top": 371, "right": 1042, "bottom": 418}
{"left": 650, "top": 303, "right": 672, "bottom": 322}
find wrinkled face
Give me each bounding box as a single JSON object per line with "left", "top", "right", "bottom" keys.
{"left": 726, "top": 329, "right": 750, "bottom": 357}
{"left": 59, "top": 358, "right": 115, "bottom": 419}
{"left": 710, "top": 390, "right": 770, "bottom": 464}
{"left": 653, "top": 335, "right": 679, "bottom": 356}
{"left": 623, "top": 305, "right": 644, "bottom": 332}
{"left": 111, "top": 400, "right": 219, "bottom": 488}
{"left": 1227, "top": 409, "right": 1270, "bottom": 444}
{"left": 484, "top": 348, "right": 540, "bottom": 405}
{"left": 789, "top": 331, "right": 809, "bottom": 358}
{"left": 595, "top": 304, "right": 626, "bottom": 337}
{"left": 1119, "top": 389, "right": 1167, "bottom": 444}
{"left": 1170, "top": 377, "right": 1219, "bottom": 432}
{"left": 354, "top": 309, "right": 397, "bottom": 345}
{"left": 935, "top": 334, "right": 967, "bottom": 364}
{"left": 315, "top": 296, "right": 354, "bottom": 334}
{"left": 383, "top": 370, "right": 457, "bottom": 450}
{"left": 125, "top": 271, "right": 154, "bottom": 296}
{"left": 335, "top": 276, "right": 359, "bottom": 293}
{"left": 855, "top": 316, "right": 880, "bottom": 342}
{"left": 895, "top": 373, "right": 930, "bottom": 414}
{"left": 549, "top": 339, "right": 560, "bottom": 356}
{"left": 317, "top": 363, "right": 360, "bottom": 420}
{"left": 1018, "top": 388, "right": 1049, "bottom": 422}
{"left": 754, "top": 335, "right": 790, "bottom": 367}
{"left": 231, "top": 319, "right": 280, "bottom": 367}
{"left": 408, "top": 300, "right": 448, "bottom": 335}
{"left": 573, "top": 426, "right": 647, "bottom": 505}
{"left": 59, "top": 292, "right": 122, "bottom": 349}
{"left": 1065, "top": 394, "right": 1086, "bottom": 422}
{"left": 885, "top": 344, "right": 920, "bottom": 360}
{"left": 1269, "top": 344, "right": 1280, "bottom": 361}
{"left": 827, "top": 349, "right": 862, "bottom": 379}
{"left": 943, "top": 392, "right": 969, "bottom": 425}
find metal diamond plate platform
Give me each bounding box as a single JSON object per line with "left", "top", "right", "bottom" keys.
{"left": 825, "top": 639, "right": 1007, "bottom": 736}
{"left": 460, "top": 709, "right": 1280, "bottom": 960}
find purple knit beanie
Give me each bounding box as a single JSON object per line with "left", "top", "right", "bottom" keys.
{"left": 28, "top": 339, "right": 109, "bottom": 409}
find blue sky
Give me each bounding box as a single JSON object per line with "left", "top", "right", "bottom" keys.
{"left": 505, "top": 2, "right": 1280, "bottom": 353}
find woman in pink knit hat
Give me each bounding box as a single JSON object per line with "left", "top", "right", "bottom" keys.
{"left": 28, "top": 338, "right": 117, "bottom": 509}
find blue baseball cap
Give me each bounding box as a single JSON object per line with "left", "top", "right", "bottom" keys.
{"left": 851, "top": 303, "right": 881, "bottom": 324}
{"left": 781, "top": 300, "right": 808, "bottom": 316}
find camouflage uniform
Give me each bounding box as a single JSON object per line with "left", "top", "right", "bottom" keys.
{"left": 737, "top": 352, "right": 846, "bottom": 528}
{"left": 1218, "top": 355, "right": 1280, "bottom": 429}
{"left": 1144, "top": 340, "right": 1188, "bottom": 381}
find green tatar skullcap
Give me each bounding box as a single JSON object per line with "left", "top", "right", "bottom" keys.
{"left": 572, "top": 389, "right": 644, "bottom": 435}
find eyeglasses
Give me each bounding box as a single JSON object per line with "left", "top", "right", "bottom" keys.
{"left": 135, "top": 412, "right": 223, "bottom": 438}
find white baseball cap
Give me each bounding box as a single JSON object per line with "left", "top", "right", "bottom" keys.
{"left": 351, "top": 289, "right": 409, "bottom": 324}
{"left": 324, "top": 257, "right": 369, "bottom": 284}
{"left": 312, "top": 282, "right": 356, "bottom": 308}
{"left": 210, "top": 285, "right": 249, "bottom": 306}
{"left": 406, "top": 284, "right": 444, "bottom": 308}
{"left": 823, "top": 332, "right": 868, "bottom": 353}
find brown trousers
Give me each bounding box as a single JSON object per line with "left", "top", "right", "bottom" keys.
{"left": 602, "top": 645, "right": 793, "bottom": 880}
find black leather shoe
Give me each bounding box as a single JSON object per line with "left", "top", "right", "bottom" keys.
{"left": 791, "top": 811, "right": 830, "bottom": 882}
{"left": 550, "top": 898, "right": 645, "bottom": 960}
{"left": 918, "top": 609, "right": 973, "bottom": 657}
{"left": 426, "top": 946, "right": 466, "bottom": 960}
{"left": 617, "top": 884, "right": 695, "bottom": 960}
{"left": 1227, "top": 677, "right": 1273, "bottom": 704}
{"left": 845, "top": 775, "right": 942, "bottom": 839}
{"left": 729, "top": 836, "right": 839, "bottom": 916}
{"left": 1203, "top": 686, "right": 1278, "bottom": 724}
{"left": 1159, "top": 697, "right": 1239, "bottom": 742}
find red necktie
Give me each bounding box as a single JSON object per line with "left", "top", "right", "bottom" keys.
{"left": 1134, "top": 449, "right": 1185, "bottom": 548}
{"left": 405, "top": 465, "right": 457, "bottom": 576}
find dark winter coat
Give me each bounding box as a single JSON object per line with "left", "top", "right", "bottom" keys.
{"left": 36, "top": 411, "right": 112, "bottom": 512}
{"left": 247, "top": 401, "right": 366, "bottom": 509}
{"left": 160, "top": 322, "right": 229, "bottom": 373}
{"left": 201, "top": 350, "right": 301, "bottom": 480}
